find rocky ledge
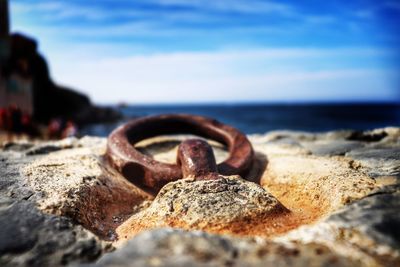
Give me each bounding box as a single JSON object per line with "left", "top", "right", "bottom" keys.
{"left": 0, "top": 127, "right": 399, "bottom": 266}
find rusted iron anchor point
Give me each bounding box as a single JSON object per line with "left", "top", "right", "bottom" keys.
{"left": 106, "top": 114, "right": 254, "bottom": 195}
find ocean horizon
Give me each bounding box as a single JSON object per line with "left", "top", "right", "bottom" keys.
{"left": 81, "top": 102, "right": 400, "bottom": 137}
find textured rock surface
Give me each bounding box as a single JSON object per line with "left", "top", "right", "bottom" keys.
{"left": 22, "top": 137, "right": 151, "bottom": 240}
{"left": 0, "top": 127, "right": 399, "bottom": 266}
{"left": 0, "top": 139, "right": 106, "bottom": 266}
{"left": 346, "top": 148, "right": 400, "bottom": 177}
{"left": 0, "top": 200, "right": 103, "bottom": 266}
{"left": 117, "top": 176, "right": 289, "bottom": 242}
{"left": 81, "top": 228, "right": 363, "bottom": 267}
{"left": 278, "top": 186, "right": 400, "bottom": 267}
{"left": 300, "top": 140, "right": 363, "bottom": 156}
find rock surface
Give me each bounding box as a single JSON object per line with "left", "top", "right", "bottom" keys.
{"left": 116, "top": 176, "right": 289, "bottom": 243}
{"left": 0, "top": 127, "right": 399, "bottom": 266}
{"left": 0, "top": 200, "right": 103, "bottom": 266}
{"left": 0, "top": 140, "right": 106, "bottom": 266}
{"left": 81, "top": 228, "right": 364, "bottom": 267}
{"left": 22, "top": 137, "right": 151, "bottom": 240}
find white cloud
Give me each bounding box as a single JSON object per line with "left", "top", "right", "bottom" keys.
{"left": 10, "top": 0, "right": 363, "bottom": 41}
{"left": 9, "top": 2, "right": 399, "bottom": 104}
{"left": 141, "top": 0, "right": 294, "bottom": 15}
{"left": 48, "top": 48, "right": 399, "bottom": 104}
{"left": 12, "top": 2, "right": 119, "bottom": 20}
{"left": 10, "top": 0, "right": 338, "bottom": 33}
{"left": 12, "top": 1, "right": 156, "bottom": 21}
{"left": 10, "top": 1, "right": 295, "bottom": 39}
{"left": 11, "top": 0, "right": 294, "bottom": 21}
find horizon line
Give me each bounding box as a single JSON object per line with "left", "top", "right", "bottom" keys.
{"left": 95, "top": 99, "right": 400, "bottom": 106}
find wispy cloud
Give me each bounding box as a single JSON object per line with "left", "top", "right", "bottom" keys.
{"left": 11, "top": 0, "right": 294, "bottom": 21}
{"left": 149, "top": 0, "right": 295, "bottom": 15}
{"left": 12, "top": 1, "right": 137, "bottom": 21}
{"left": 9, "top": 0, "right": 400, "bottom": 103}
{"left": 49, "top": 48, "right": 399, "bottom": 103}
{"left": 13, "top": 0, "right": 398, "bottom": 49}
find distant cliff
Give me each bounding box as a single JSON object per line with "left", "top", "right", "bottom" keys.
{"left": 1, "top": 33, "right": 121, "bottom": 125}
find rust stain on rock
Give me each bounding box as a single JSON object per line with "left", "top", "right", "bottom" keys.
{"left": 115, "top": 176, "right": 302, "bottom": 244}
{"left": 24, "top": 143, "right": 153, "bottom": 241}
{"left": 63, "top": 162, "right": 152, "bottom": 240}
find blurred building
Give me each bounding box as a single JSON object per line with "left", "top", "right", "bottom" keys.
{"left": 0, "top": 0, "right": 34, "bottom": 115}
{"left": 1, "top": 0, "right": 120, "bottom": 126}
{"left": 0, "top": 0, "right": 9, "bottom": 61}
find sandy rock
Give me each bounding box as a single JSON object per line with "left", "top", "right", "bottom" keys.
{"left": 0, "top": 139, "right": 111, "bottom": 266}
{"left": 22, "top": 137, "right": 151, "bottom": 240}
{"left": 277, "top": 185, "right": 400, "bottom": 267}
{"left": 328, "top": 187, "right": 400, "bottom": 254}
{"left": 346, "top": 147, "right": 400, "bottom": 177}
{"left": 300, "top": 140, "right": 364, "bottom": 156}
{"left": 0, "top": 199, "right": 104, "bottom": 267}
{"left": 81, "top": 228, "right": 363, "bottom": 267}
{"left": 260, "top": 153, "right": 377, "bottom": 212}
{"left": 251, "top": 130, "right": 317, "bottom": 143}
{"left": 1, "top": 127, "right": 399, "bottom": 266}
{"left": 116, "top": 176, "right": 289, "bottom": 242}
{"left": 318, "top": 129, "right": 359, "bottom": 140}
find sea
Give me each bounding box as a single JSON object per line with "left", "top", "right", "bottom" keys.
{"left": 81, "top": 102, "right": 400, "bottom": 136}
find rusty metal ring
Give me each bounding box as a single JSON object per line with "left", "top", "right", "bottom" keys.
{"left": 106, "top": 114, "right": 254, "bottom": 195}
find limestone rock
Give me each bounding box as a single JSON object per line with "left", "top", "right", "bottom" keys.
{"left": 116, "top": 176, "right": 289, "bottom": 242}
{"left": 278, "top": 185, "right": 400, "bottom": 267}
{"left": 328, "top": 186, "right": 400, "bottom": 253}
{"left": 255, "top": 140, "right": 377, "bottom": 213}
{"left": 300, "top": 140, "right": 364, "bottom": 156}
{"left": 0, "top": 199, "right": 104, "bottom": 267}
{"left": 0, "top": 127, "right": 399, "bottom": 266}
{"left": 346, "top": 147, "right": 400, "bottom": 177}
{"left": 22, "top": 137, "right": 151, "bottom": 240}
{"left": 81, "top": 228, "right": 363, "bottom": 267}
{"left": 0, "top": 139, "right": 109, "bottom": 266}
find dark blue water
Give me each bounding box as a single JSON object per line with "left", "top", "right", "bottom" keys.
{"left": 82, "top": 103, "right": 400, "bottom": 136}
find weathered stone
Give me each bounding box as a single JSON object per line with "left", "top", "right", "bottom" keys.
{"left": 300, "top": 140, "right": 364, "bottom": 156}
{"left": 0, "top": 139, "right": 109, "bottom": 266}
{"left": 318, "top": 129, "right": 359, "bottom": 140}
{"left": 0, "top": 127, "right": 399, "bottom": 267}
{"left": 23, "top": 137, "right": 151, "bottom": 240}
{"left": 259, "top": 147, "right": 376, "bottom": 213}
{"left": 0, "top": 199, "right": 103, "bottom": 267}
{"left": 346, "top": 147, "right": 400, "bottom": 177}
{"left": 328, "top": 186, "right": 400, "bottom": 251}
{"left": 80, "top": 228, "right": 363, "bottom": 267}
{"left": 0, "top": 200, "right": 42, "bottom": 255}
{"left": 346, "top": 130, "right": 388, "bottom": 142}
{"left": 279, "top": 185, "right": 400, "bottom": 267}
{"left": 250, "top": 130, "right": 316, "bottom": 143}
{"left": 116, "top": 176, "right": 289, "bottom": 242}
{"left": 2, "top": 142, "right": 34, "bottom": 152}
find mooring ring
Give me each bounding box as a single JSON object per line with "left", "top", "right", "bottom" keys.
{"left": 106, "top": 114, "right": 254, "bottom": 195}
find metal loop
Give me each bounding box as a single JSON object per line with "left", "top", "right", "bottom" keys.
{"left": 106, "top": 114, "right": 254, "bottom": 195}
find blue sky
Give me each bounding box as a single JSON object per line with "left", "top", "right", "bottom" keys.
{"left": 10, "top": 0, "right": 400, "bottom": 103}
